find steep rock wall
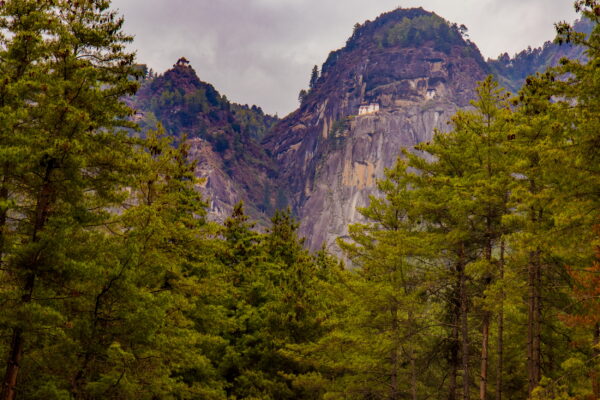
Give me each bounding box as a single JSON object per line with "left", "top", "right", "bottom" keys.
{"left": 264, "top": 8, "right": 488, "bottom": 252}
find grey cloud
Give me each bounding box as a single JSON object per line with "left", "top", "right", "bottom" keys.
{"left": 112, "top": 0, "right": 578, "bottom": 116}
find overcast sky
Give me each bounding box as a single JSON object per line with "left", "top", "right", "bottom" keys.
{"left": 111, "top": 0, "right": 579, "bottom": 116}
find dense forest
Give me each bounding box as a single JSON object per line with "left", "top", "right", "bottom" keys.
{"left": 1, "top": 1, "right": 600, "bottom": 400}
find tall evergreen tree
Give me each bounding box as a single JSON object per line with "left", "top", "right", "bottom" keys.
{"left": 335, "top": 161, "right": 437, "bottom": 400}
{"left": 309, "top": 65, "right": 319, "bottom": 91}
{"left": 519, "top": 2, "right": 600, "bottom": 398}
{"left": 0, "top": 1, "right": 140, "bottom": 398}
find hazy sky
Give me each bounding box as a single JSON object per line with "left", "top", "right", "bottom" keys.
{"left": 111, "top": 0, "right": 579, "bottom": 116}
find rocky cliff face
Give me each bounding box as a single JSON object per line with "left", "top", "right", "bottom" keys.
{"left": 264, "top": 8, "right": 488, "bottom": 252}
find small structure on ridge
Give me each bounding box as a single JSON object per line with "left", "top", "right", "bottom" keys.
{"left": 175, "top": 57, "right": 191, "bottom": 68}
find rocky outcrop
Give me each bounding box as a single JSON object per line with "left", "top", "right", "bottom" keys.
{"left": 264, "top": 8, "right": 488, "bottom": 252}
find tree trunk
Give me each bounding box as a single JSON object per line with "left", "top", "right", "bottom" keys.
{"left": 480, "top": 230, "right": 493, "bottom": 400}
{"left": 1, "top": 166, "right": 55, "bottom": 400}
{"left": 495, "top": 240, "right": 505, "bottom": 400}
{"left": 527, "top": 251, "right": 535, "bottom": 394}
{"left": 480, "top": 311, "right": 490, "bottom": 400}
{"left": 411, "top": 350, "right": 417, "bottom": 400}
{"left": 1, "top": 273, "right": 34, "bottom": 400}
{"left": 592, "top": 323, "right": 599, "bottom": 400}
{"left": 1, "top": 330, "right": 23, "bottom": 400}
{"left": 526, "top": 181, "right": 543, "bottom": 395}
{"left": 527, "top": 251, "right": 533, "bottom": 392}
{"left": 449, "top": 289, "right": 460, "bottom": 400}
{"left": 407, "top": 309, "right": 418, "bottom": 400}
{"left": 534, "top": 250, "right": 542, "bottom": 387}
{"left": 527, "top": 248, "right": 542, "bottom": 394}
{"left": 459, "top": 258, "right": 470, "bottom": 400}
{"left": 390, "top": 304, "right": 399, "bottom": 400}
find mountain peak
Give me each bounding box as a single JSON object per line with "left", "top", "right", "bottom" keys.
{"left": 175, "top": 57, "right": 191, "bottom": 68}
{"left": 346, "top": 7, "right": 469, "bottom": 52}
{"left": 315, "top": 7, "right": 486, "bottom": 95}
{"left": 155, "top": 57, "right": 203, "bottom": 93}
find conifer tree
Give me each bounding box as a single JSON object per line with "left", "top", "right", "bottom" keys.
{"left": 553, "top": 4, "right": 600, "bottom": 397}
{"left": 517, "top": 2, "right": 600, "bottom": 397}
{"left": 298, "top": 89, "right": 308, "bottom": 104}
{"left": 217, "top": 206, "right": 332, "bottom": 400}
{"left": 65, "top": 128, "right": 222, "bottom": 399}
{"left": 336, "top": 161, "right": 437, "bottom": 400}
{"left": 429, "top": 77, "right": 515, "bottom": 400}
{"left": 309, "top": 65, "right": 319, "bottom": 91}
{"left": 0, "top": 1, "right": 141, "bottom": 398}
{"left": 0, "top": 1, "right": 223, "bottom": 399}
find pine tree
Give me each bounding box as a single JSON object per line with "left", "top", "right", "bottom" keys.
{"left": 216, "top": 203, "right": 284, "bottom": 399}
{"left": 336, "top": 162, "right": 437, "bottom": 400}
{"left": 87, "top": 128, "right": 224, "bottom": 398}
{"left": 298, "top": 89, "right": 308, "bottom": 104}
{"left": 553, "top": 5, "right": 600, "bottom": 397}
{"left": 560, "top": 232, "right": 600, "bottom": 400}
{"left": 331, "top": 77, "right": 519, "bottom": 400}
{"left": 217, "top": 207, "right": 331, "bottom": 399}
{"left": 309, "top": 65, "right": 319, "bottom": 91}
{"left": 0, "top": 2, "right": 224, "bottom": 398}
{"left": 0, "top": 1, "right": 140, "bottom": 398}
{"left": 433, "top": 77, "right": 515, "bottom": 400}
{"left": 518, "top": 2, "right": 600, "bottom": 397}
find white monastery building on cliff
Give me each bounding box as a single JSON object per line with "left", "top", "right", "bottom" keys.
{"left": 358, "top": 103, "right": 380, "bottom": 115}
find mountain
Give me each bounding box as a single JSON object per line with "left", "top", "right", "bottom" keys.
{"left": 129, "top": 58, "right": 281, "bottom": 223}
{"left": 130, "top": 9, "right": 587, "bottom": 252}
{"left": 263, "top": 8, "right": 488, "bottom": 252}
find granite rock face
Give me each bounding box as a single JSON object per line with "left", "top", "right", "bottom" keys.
{"left": 264, "top": 8, "right": 488, "bottom": 252}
